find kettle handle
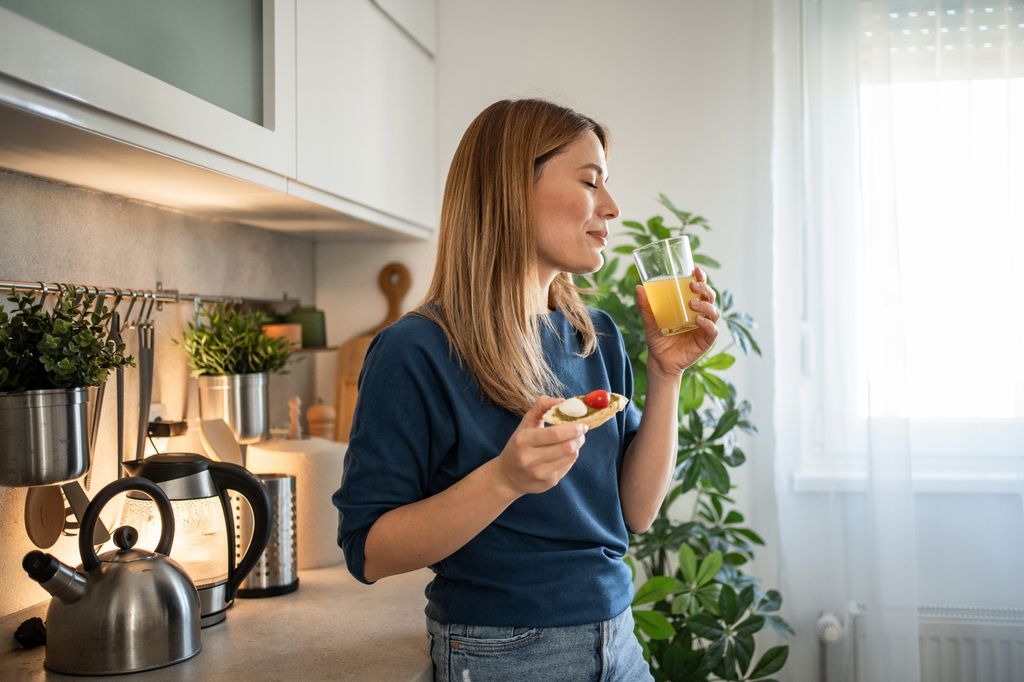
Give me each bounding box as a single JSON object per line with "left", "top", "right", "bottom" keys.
{"left": 208, "top": 461, "right": 271, "bottom": 602}
{"left": 80, "top": 477, "right": 174, "bottom": 572}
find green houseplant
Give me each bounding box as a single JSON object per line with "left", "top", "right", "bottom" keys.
{"left": 175, "top": 302, "right": 296, "bottom": 444}
{"left": 0, "top": 285, "right": 133, "bottom": 486}
{"left": 577, "top": 195, "right": 792, "bottom": 682}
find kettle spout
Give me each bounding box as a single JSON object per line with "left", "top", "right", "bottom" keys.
{"left": 23, "top": 551, "right": 87, "bottom": 605}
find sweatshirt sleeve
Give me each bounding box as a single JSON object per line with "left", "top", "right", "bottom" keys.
{"left": 332, "top": 320, "right": 456, "bottom": 584}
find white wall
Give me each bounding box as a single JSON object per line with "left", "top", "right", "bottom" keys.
{"left": 314, "top": 0, "right": 781, "bottom": 654}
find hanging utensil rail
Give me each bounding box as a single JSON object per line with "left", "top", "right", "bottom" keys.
{"left": 0, "top": 279, "right": 301, "bottom": 311}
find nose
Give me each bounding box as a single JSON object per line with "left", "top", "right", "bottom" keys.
{"left": 600, "top": 186, "right": 620, "bottom": 220}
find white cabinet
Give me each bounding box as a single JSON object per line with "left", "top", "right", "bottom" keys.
{"left": 0, "top": 1, "right": 296, "bottom": 182}
{"left": 295, "top": 0, "right": 437, "bottom": 231}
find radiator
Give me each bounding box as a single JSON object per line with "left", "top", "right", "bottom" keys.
{"left": 822, "top": 605, "right": 1024, "bottom": 682}
{"left": 916, "top": 606, "right": 1024, "bottom": 682}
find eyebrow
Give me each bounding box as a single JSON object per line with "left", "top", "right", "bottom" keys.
{"left": 577, "top": 163, "right": 609, "bottom": 182}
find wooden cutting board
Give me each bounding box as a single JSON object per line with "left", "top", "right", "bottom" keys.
{"left": 334, "top": 262, "right": 411, "bottom": 442}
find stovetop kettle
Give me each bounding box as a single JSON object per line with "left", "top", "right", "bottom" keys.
{"left": 23, "top": 477, "right": 201, "bottom": 675}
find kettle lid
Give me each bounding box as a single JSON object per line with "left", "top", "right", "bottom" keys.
{"left": 99, "top": 527, "right": 161, "bottom": 564}
{"left": 125, "top": 453, "right": 209, "bottom": 483}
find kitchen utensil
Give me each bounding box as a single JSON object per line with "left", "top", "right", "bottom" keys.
{"left": 135, "top": 313, "right": 156, "bottom": 461}
{"left": 247, "top": 437, "right": 347, "bottom": 569}
{"left": 283, "top": 306, "right": 326, "bottom": 348}
{"left": 197, "top": 372, "right": 269, "bottom": 445}
{"left": 61, "top": 479, "right": 110, "bottom": 546}
{"left": 120, "top": 453, "right": 270, "bottom": 627}
{"left": 24, "top": 485, "right": 65, "bottom": 549}
{"left": 0, "top": 388, "right": 90, "bottom": 487}
{"left": 199, "top": 418, "right": 244, "bottom": 465}
{"left": 235, "top": 473, "right": 298, "bottom": 597}
{"left": 83, "top": 291, "right": 111, "bottom": 491}
{"left": 334, "top": 262, "right": 411, "bottom": 442}
{"left": 22, "top": 477, "right": 201, "bottom": 675}
{"left": 104, "top": 310, "right": 126, "bottom": 481}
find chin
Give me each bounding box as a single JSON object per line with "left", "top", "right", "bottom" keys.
{"left": 574, "top": 253, "right": 605, "bottom": 275}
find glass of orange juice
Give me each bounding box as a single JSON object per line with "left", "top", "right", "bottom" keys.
{"left": 632, "top": 236, "right": 701, "bottom": 335}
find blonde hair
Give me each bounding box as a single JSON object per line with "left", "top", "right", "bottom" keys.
{"left": 415, "top": 98, "right": 608, "bottom": 415}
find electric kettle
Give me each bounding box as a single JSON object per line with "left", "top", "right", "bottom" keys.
{"left": 23, "top": 477, "right": 201, "bottom": 675}
{"left": 120, "top": 453, "right": 271, "bottom": 626}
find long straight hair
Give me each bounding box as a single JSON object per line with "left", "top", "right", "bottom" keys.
{"left": 415, "top": 99, "right": 608, "bottom": 415}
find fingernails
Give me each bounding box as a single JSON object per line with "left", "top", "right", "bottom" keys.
{"left": 578, "top": 425, "right": 589, "bottom": 435}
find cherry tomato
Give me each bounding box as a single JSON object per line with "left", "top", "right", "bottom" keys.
{"left": 582, "top": 389, "right": 610, "bottom": 409}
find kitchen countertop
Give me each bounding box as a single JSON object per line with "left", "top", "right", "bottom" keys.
{"left": 0, "top": 566, "right": 433, "bottom": 681}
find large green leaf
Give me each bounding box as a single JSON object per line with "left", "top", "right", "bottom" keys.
{"left": 634, "top": 576, "right": 685, "bottom": 605}
{"left": 719, "top": 584, "right": 738, "bottom": 624}
{"left": 685, "top": 613, "right": 723, "bottom": 640}
{"left": 700, "top": 352, "right": 735, "bottom": 370}
{"left": 678, "top": 544, "right": 698, "bottom": 584}
{"left": 695, "top": 552, "right": 723, "bottom": 586}
{"left": 704, "top": 455, "right": 731, "bottom": 494}
{"left": 709, "top": 408, "right": 740, "bottom": 440}
{"left": 750, "top": 645, "right": 789, "bottom": 679}
{"left": 735, "top": 632, "right": 756, "bottom": 676}
{"left": 634, "top": 610, "right": 676, "bottom": 640}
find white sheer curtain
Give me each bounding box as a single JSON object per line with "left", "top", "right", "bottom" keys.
{"left": 772, "top": 1, "right": 1023, "bottom": 681}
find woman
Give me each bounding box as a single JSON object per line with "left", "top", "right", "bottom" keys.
{"left": 333, "top": 98, "right": 719, "bottom": 681}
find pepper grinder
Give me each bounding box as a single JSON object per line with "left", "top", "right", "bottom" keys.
{"left": 288, "top": 396, "right": 304, "bottom": 440}
{"left": 306, "top": 398, "right": 336, "bottom": 440}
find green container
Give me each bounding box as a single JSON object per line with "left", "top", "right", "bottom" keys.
{"left": 284, "top": 307, "right": 326, "bottom": 348}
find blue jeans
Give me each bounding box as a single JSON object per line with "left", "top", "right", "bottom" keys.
{"left": 426, "top": 607, "right": 654, "bottom": 682}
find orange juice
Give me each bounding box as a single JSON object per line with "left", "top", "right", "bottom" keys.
{"left": 643, "top": 274, "right": 701, "bottom": 335}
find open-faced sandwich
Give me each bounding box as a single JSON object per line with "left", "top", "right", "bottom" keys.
{"left": 542, "top": 390, "right": 628, "bottom": 430}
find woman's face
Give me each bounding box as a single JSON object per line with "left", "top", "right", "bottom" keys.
{"left": 532, "top": 131, "right": 620, "bottom": 285}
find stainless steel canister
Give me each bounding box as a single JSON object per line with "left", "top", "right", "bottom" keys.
{"left": 0, "top": 388, "right": 91, "bottom": 487}
{"left": 234, "top": 474, "right": 298, "bottom": 597}
{"left": 197, "top": 373, "right": 269, "bottom": 444}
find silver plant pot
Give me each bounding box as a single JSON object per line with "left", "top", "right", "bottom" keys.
{"left": 0, "top": 387, "right": 92, "bottom": 487}
{"left": 197, "top": 373, "right": 269, "bottom": 445}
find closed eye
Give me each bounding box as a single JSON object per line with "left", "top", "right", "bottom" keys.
{"left": 582, "top": 181, "right": 598, "bottom": 189}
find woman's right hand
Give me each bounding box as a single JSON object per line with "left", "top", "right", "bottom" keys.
{"left": 493, "top": 396, "right": 587, "bottom": 498}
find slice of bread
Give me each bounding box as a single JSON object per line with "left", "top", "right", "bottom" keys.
{"left": 542, "top": 393, "right": 629, "bottom": 430}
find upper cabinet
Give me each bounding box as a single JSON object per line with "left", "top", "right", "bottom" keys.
{"left": 0, "top": 0, "right": 437, "bottom": 239}
{"left": 295, "top": 0, "right": 437, "bottom": 231}
{"left": 0, "top": 0, "right": 296, "bottom": 181}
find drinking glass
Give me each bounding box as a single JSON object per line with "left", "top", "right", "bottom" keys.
{"left": 631, "top": 236, "right": 700, "bottom": 335}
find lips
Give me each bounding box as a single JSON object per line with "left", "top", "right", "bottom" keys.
{"left": 586, "top": 230, "right": 608, "bottom": 245}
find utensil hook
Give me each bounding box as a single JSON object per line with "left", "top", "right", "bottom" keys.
{"left": 121, "top": 291, "right": 138, "bottom": 332}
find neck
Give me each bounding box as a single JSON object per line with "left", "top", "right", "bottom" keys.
{"left": 531, "top": 268, "right": 558, "bottom": 315}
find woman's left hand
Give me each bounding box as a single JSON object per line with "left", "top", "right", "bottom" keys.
{"left": 635, "top": 266, "right": 720, "bottom": 379}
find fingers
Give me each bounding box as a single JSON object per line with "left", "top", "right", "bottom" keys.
{"left": 694, "top": 312, "right": 719, "bottom": 349}
{"left": 521, "top": 421, "right": 587, "bottom": 447}
{"left": 522, "top": 395, "right": 563, "bottom": 427}
{"left": 689, "top": 298, "right": 721, "bottom": 323}
{"left": 690, "top": 268, "right": 717, "bottom": 304}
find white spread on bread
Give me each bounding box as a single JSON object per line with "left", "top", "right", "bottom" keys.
{"left": 556, "top": 397, "right": 588, "bottom": 419}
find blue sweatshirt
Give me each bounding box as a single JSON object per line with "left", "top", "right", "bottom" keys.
{"left": 332, "top": 307, "right": 643, "bottom": 627}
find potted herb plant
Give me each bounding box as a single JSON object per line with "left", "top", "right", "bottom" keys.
{"left": 176, "top": 302, "right": 295, "bottom": 444}
{"left": 0, "top": 285, "right": 133, "bottom": 487}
